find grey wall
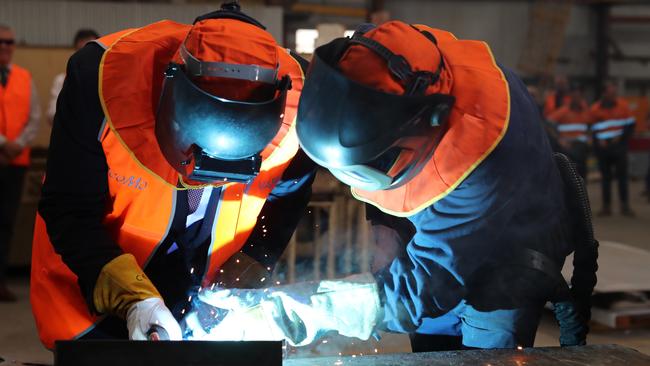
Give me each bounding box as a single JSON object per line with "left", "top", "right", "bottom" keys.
{"left": 0, "top": 0, "right": 283, "bottom": 47}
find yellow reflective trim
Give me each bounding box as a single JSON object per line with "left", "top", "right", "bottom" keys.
{"left": 98, "top": 27, "right": 187, "bottom": 190}
{"left": 352, "top": 41, "right": 511, "bottom": 218}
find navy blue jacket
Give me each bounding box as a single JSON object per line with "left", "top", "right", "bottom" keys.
{"left": 376, "top": 67, "right": 574, "bottom": 332}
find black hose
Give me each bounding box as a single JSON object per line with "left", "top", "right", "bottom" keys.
{"left": 552, "top": 153, "right": 599, "bottom": 346}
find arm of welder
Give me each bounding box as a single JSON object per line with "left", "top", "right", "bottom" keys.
{"left": 374, "top": 223, "right": 466, "bottom": 333}
{"left": 38, "top": 43, "right": 123, "bottom": 309}
{"left": 38, "top": 43, "right": 180, "bottom": 339}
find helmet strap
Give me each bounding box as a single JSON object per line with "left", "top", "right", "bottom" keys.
{"left": 348, "top": 28, "right": 444, "bottom": 96}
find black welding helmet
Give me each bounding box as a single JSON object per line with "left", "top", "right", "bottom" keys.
{"left": 297, "top": 22, "right": 455, "bottom": 191}
{"left": 155, "top": 3, "right": 291, "bottom": 184}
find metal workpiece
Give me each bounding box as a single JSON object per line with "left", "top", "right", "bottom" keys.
{"left": 285, "top": 345, "right": 650, "bottom": 366}
{"left": 53, "top": 340, "right": 283, "bottom": 366}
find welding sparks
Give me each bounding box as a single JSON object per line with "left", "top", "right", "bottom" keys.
{"left": 260, "top": 277, "right": 266, "bottom": 282}
{"left": 334, "top": 360, "right": 343, "bottom": 366}
{"left": 190, "top": 267, "right": 195, "bottom": 274}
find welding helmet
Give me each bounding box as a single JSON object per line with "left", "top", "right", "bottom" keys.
{"left": 156, "top": 2, "right": 291, "bottom": 184}
{"left": 297, "top": 21, "right": 455, "bottom": 191}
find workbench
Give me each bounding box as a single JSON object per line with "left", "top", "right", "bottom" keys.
{"left": 2, "top": 343, "right": 649, "bottom": 365}
{"left": 285, "top": 344, "right": 650, "bottom": 366}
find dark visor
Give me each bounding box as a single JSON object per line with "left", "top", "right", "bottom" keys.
{"left": 156, "top": 62, "right": 289, "bottom": 183}
{"left": 297, "top": 42, "right": 454, "bottom": 169}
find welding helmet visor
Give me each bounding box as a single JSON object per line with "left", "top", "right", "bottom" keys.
{"left": 156, "top": 50, "right": 290, "bottom": 184}
{"left": 297, "top": 40, "right": 454, "bottom": 191}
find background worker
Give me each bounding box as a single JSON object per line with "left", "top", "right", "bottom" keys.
{"left": 547, "top": 84, "right": 591, "bottom": 179}
{"left": 0, "top": 24, "right": 41, "bottom": 302}
{"left": 46, "top": 28, "right": 99, "bottom": 125}
{"left": 191, "top": 21, "right": 597, "bottom": 351}
{"left": 544, "top": 75, "right": 571, "bottom": 119}
{"left": 31, "top": 3, "right": 315, "bottom": 349}
{"left": 590, "top": 81, "right": 636, "bottom": 217}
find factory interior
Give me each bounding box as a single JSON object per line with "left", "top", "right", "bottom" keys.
{"left": 1, "top": 0, "right": 650, "bottom": 365}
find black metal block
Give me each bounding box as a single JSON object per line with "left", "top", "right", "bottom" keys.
{"left": 54, "top": 340, "right": 282, "bottom": 366}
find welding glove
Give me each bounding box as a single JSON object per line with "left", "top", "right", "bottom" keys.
{"left": 93, "top": 253, "right": 182, "bottom": 340}
{"left": 185, "top": 273, "right": 381, "bottom": 346}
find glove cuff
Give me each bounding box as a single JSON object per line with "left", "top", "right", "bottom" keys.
{"left": 93, "top": 253, "right": 161, "bottom": 318}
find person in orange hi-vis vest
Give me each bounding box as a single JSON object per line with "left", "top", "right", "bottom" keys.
{"left": 189, "top": 21, "right": 598, "bottom": 351}
{"left": 543, "top": 75, "right": 572, "bottom": 119}
{"left": 589, "top": 81, "right": 636, "bottom": 217}
{"left": 31, "top": 3, "right": 316, "bottom": 348}
{"left": 0, "top": 24, "right": 41, "bottom": 302}
{"left": 547, "top": 84, "right": 591, "bottom": 179}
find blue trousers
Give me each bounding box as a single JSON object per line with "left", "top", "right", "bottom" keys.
{"left": 414, "top": 300, "right": 543, "bottom": 349}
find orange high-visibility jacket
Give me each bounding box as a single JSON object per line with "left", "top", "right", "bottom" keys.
{"left": 31, "top": 20, "right": 303, "bottom": 349}
{"left": 543, "top": 91, "right": 571, "bottom": 119}
{"left": 0, "top": 64, "right": 32, "bottom": 166}
{"left": 547, "top": 103, "right": 591, "bottom": 143}
{"left": 352, "top": 26, "right": 509, "bottom": 216}
{"left": 590, "top": 98, "right": 635, "bottom": 142}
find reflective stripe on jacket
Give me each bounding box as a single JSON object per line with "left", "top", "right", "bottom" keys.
{"left": 590, "top": 98, "right": 635, "bottom": 141}
{"left": 547, "top": 105, "right": 591, "bottom": 143}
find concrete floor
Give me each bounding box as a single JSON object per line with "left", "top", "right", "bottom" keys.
{"left": 1, "top": 180, "right": 649, "bottom": 365}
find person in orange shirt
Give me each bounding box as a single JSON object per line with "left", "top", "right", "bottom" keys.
{"left": 543, "top": 75, "right": 571, "bottom": 118}
{"left": 590, "top": 81, "right": 635, "bottom": 217}
{"left": 0, "top": 24, "right": 41, "bottom": 302}
{"left": 547, "top": 85, "right": 591, "bottom": 179}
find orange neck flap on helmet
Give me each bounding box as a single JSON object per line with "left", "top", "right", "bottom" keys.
{"left": 342, "top": 22, "right": 510, "bottom": 217}
{"left": 98, "top": 19, "right": 303, "bottom": 189}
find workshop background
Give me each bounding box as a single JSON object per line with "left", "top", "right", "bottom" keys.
{"left": 1, "top": 0, "right": 650, "bottom": 364}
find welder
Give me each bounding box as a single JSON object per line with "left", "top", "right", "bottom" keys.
{"left": 191, "top": 21, "right": 597, "bottom": 351}
{"left": 30, "top": 3, "right": 315, "bottom": 349}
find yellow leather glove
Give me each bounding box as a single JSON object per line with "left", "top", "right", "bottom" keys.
{"left": 94, "top": 253, "right": 182, "bottom": 340}
{"left": 93, "top": 253, "right": 161, "bottom": 318}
